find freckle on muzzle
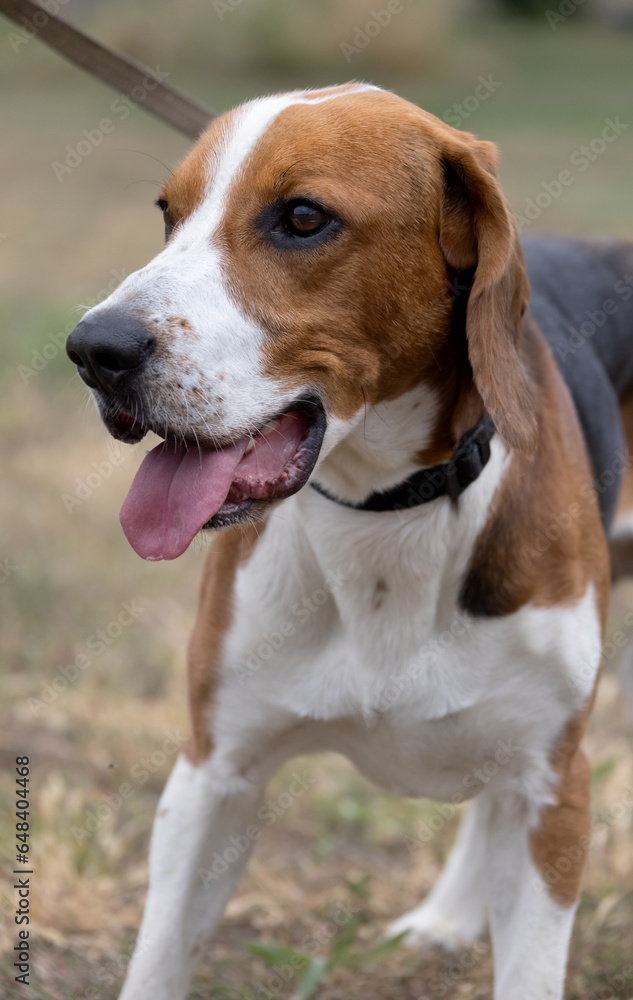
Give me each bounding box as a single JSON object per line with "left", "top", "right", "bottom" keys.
{"left": 67, "top": 306, "right": 326, "bottom": 561}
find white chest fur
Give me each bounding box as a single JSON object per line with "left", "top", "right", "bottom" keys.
{"left": 214, "top": 438, "right": 601, "bottom": 811}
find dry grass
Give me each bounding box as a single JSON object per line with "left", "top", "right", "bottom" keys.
{"left": 1, "top": 5, "right": 633, "bottom": 998}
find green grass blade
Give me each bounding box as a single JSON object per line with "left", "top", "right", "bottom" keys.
{"left": 347, "top": 930, "right": 408, "bottom": 967}
{"left": 292, "top": 956, "right": 329, "bottom": 999}
{"left": 326, "top": 915, "right": 361, "bottom": 968}
{"left": 244, "top": 940, "right": 306, "bottom": 968}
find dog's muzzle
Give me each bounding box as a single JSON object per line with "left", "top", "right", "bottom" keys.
{"left": 66, "top": 307, "right": 156, "bottom": 394}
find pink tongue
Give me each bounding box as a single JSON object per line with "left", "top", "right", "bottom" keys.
{"left": 120, "top": 439, "right": 247, "bottom": 561}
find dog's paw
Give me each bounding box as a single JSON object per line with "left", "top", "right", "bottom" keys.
{"left": 385, "top": 904, "right": 484, "bottom": 952}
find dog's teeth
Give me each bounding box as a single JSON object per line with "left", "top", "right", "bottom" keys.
{"left": 260, "top": 417, "right": 281, "bottom": 436}
{"left": 244, "top": 439, "right": 256, "bottom": 454}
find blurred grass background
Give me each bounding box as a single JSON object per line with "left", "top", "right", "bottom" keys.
{"left": 1, "top": 1, "right": 633, "bottom": 997}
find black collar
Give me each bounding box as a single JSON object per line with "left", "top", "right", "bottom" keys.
{"left": 311, "top": 415, "right": 495, "bottom": 513}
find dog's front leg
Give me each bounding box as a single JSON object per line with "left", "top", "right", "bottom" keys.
{"left": 118, "top": 749, "right": 267, "bottom": 1000}
{"left": 487, "top": 749, "right": 590, "bottom": 1000}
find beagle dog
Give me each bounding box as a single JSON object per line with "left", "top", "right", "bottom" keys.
{"left": 66, "top": 83, "right": 633, "bottom": 1000}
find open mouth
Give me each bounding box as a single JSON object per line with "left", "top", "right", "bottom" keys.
{"left": 118, "top": 397, "right": 326, "bottom": 561}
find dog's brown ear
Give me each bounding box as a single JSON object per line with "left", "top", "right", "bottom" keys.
{"left": 439, "top": 136, "right": 538, "bottom": 458}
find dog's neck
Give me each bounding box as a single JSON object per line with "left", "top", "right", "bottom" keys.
{"left": 298, "top": 389, "right": 508, "bottom": 641}
{"left": 313, "top": 382, "right": 479, "bottom": 505}
{"left": 313, "top": 384, "right": 438, "bottom": 503}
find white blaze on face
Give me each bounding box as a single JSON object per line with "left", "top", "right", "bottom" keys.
{"left": 80, "top": 84, "right": 380, "bottom": 561}
{"left": 82, "top": 83, "right": 379, "bottom": 444}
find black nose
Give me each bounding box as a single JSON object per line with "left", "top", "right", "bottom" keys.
{"left": 66, "top": 307, "right": 156, "bottom": 393}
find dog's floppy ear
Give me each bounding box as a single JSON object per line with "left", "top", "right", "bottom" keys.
{"left": 439, "top": 135, "right": 538, "bottom": 458}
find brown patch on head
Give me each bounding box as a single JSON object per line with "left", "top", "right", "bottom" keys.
{"left": 460, "top": 323, "right": 610, "bottom": 617}
{"left": 185, "top": 522, "right": 263, "bottom": 764}
{"left": 212, "top": 88, "right": 535, "bottom": 462}
{"left": 530, "top": 698, "right": 595, "bottom": 907}
{"left": 218, "top": 90, "right": 454, "bottom": 424}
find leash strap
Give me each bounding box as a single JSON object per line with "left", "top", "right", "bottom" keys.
{"left": 311, "top": 415, "right": 496, "bottom": 513}
{"left": 0, "top": 0, "right": 215, "bottom": 139}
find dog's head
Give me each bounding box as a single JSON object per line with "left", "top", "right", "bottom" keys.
{"left": 67, "top": 83, "right": 535, "bottom": 560}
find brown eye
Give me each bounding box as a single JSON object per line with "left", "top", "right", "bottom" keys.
{"left": 285, "top": 202, "right": 329, "bottom": 237}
